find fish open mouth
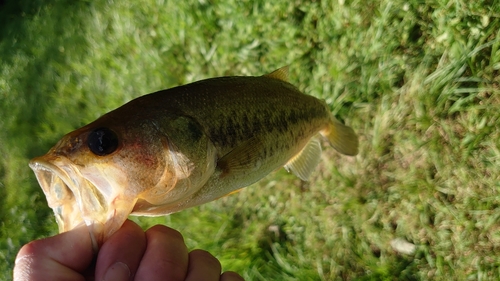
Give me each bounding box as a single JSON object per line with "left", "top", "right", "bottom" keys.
{"left": 29, "top": 156, "right": 108, "bottom": 250}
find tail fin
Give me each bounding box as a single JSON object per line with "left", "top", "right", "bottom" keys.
{"left": 321, "top": 117, "right": 359, "bottom": 156}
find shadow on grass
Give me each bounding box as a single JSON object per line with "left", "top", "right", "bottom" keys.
{"left": 355, "top": 255, "right": 420, "bottom": 281}
{"left": 0, "top": 0, "right": 52, "bottom": 42}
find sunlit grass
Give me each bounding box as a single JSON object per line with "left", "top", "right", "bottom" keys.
{"left": 1, "top": 0, "right": 499, "bottom": 280}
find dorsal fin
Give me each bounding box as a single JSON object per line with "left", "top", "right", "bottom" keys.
{"left": 264, "top": 66, "right": 289, "bottom": 82}
{"left": 284, "top": 137, "right": 322, "bottom": 181}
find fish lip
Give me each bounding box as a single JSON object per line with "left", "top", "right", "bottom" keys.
{"left": 29, "top": 156, "right": 103, "bottom": 250}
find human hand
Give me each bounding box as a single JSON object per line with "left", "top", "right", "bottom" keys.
{"left": 14, "top": 220, "right": 244, "bottom": 281}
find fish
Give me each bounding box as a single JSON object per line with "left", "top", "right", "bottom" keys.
{"left": 29, "top": 66, "right": 358, "bottom": 250}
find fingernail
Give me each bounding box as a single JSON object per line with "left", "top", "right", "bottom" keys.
{"left": 103, "top": 262, "right": 131, "bottom": 281}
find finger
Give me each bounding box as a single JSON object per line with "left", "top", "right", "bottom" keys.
{"left": 185, "top": 249, "right": 222, "bottom": 281}
{"left": 135, "top": 225, "right": 189, "bottom": 281}
{"left": 94, "top": 220, "right": 147, "bottom": 281}
{"left": 220, "top": 271, "right": 245, "bottom": 281}
{"left": 14, "top": 223, "right": 93, "bottom": 281}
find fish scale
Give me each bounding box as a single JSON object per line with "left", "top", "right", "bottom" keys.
{"left": 155, "top": 76, "right": 325, "bottom": 150}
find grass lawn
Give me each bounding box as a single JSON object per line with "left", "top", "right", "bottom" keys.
{"left": 1, "top": 0, "right": 499, "bottom": 280}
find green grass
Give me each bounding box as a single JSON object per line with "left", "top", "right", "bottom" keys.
{"left": 1, "top": 0, "right": 500, "bottom": 280}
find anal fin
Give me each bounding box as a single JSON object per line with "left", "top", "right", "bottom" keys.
{"left": 284, "top": 137, "right": 322, "bottom": 181}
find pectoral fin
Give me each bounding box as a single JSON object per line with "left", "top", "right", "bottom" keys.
{"left": 217, "top": 137, "right": 265, "bottom": 177}
{"left": 284, "top": 137, "right": 322, "bottom": 181}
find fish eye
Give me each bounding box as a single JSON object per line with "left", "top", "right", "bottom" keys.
{"left": 87, "top": 127, "right": 119, "bottom": 156}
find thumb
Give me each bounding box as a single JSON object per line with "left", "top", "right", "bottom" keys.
{"left": 14, "top": 223, "right": 94, "bottom": 281}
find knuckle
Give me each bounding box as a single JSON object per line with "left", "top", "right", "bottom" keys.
{"left": 221, "top": 271, "right": 245, "bottom": 281}
{"left": 146, "top": 225, "right": 184, "bottom": 243}
{"left": 189, "top": 249, "right": 222, "bottom": 269}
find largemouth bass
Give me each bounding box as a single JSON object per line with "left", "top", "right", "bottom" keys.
{"left": 29, "top": 66, "right": 358, "bottom": 249}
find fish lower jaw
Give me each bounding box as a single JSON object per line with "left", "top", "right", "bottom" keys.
{"left": 29, "top": 158, "right": 108, "bottom": 243}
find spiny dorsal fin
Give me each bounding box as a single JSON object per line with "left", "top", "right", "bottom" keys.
{"left": 264, "top": 66, "right": 289, "bottom": 82}
{"left": 284, "top": 137, "right": 322, "bottom": 181}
